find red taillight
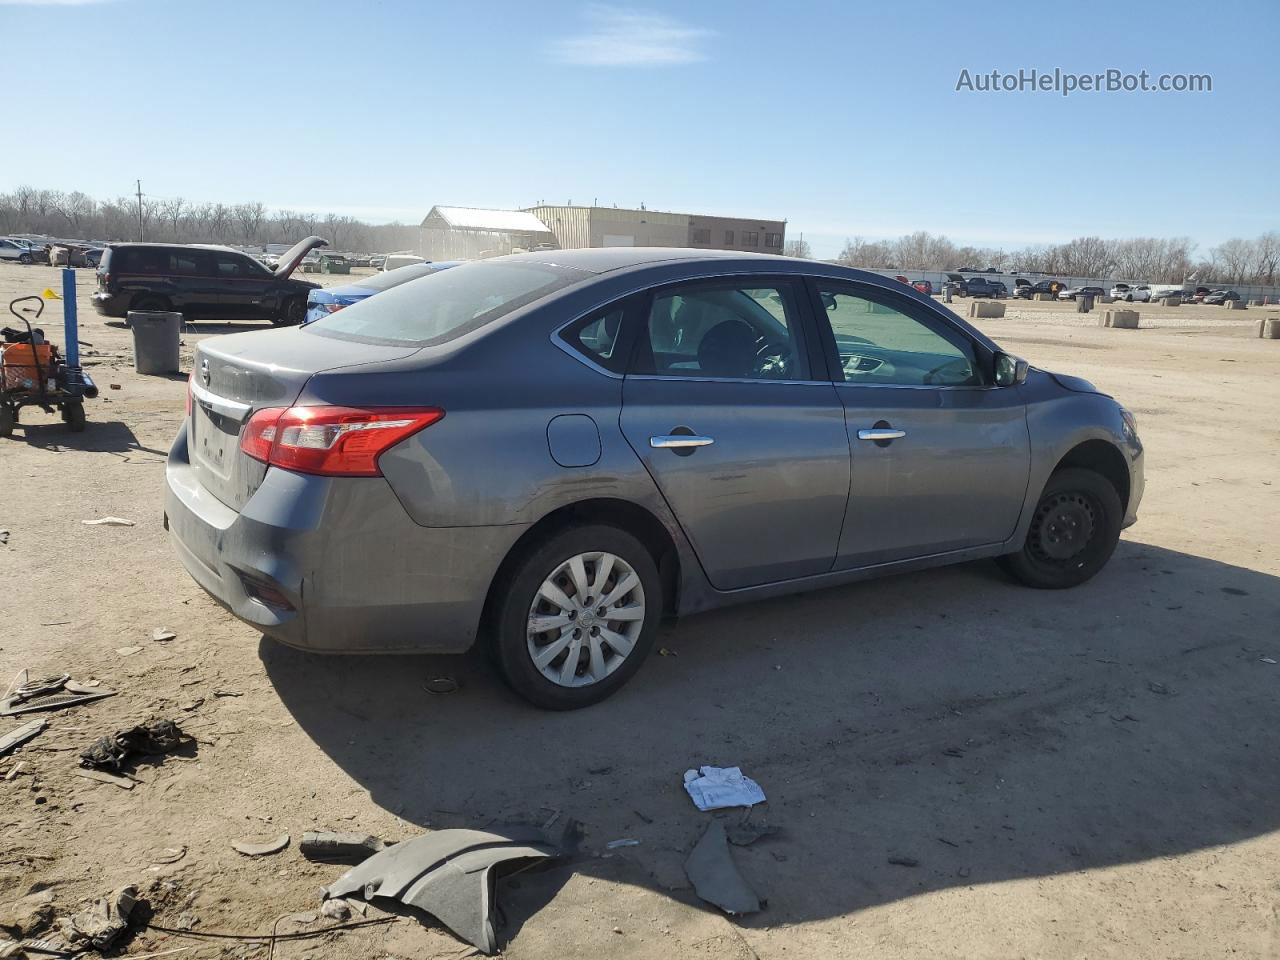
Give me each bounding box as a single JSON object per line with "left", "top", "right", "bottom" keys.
{"left": 239, "top": 406, "right": 444, "bottom": 477}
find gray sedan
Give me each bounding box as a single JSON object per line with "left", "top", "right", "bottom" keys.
{"left": 166, "top": 248, "right": 1144, "bottom": 709}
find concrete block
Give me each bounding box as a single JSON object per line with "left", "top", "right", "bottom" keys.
{"left": 1033, "top": 293, "right": 1055, "bottom": 302}
{"left": 1226, "top": 298, "right": 1247, "bottom": 310}
{"left": 1160, "top": 296, "right": 1181, "bottom": 306}
{"left": 969, "top": 301, "right": 1005, "bottom": 319}
{"left": 1103, "top": 309, "right": 1140, "bottom": 329}
{"left": 1249, "top": 299, "right": 1264, "bottom": 306}
{"left": 1259, "top": 317, "right": 1280, "bottom": 339}
{"left": 1099, "top": 295, "right": 1116, "bottom": 303}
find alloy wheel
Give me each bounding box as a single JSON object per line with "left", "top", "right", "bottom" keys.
{"left": 526, "top": 551, "right": 646, "bottom": 688}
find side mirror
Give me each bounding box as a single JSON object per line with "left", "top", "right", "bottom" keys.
{"left": 820, "top": 292, "right": 837, "bottom": 311}
{"left": 994, "top": 352, "right": 1029, "bottom": 387}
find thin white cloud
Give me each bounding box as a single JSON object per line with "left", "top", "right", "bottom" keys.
{"left": 550, "top": 5, "right": 712, "bottom": 67}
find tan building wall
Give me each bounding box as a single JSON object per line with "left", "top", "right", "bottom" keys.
{"left": 524, "top": 206, "right": 785, "bottom": 253}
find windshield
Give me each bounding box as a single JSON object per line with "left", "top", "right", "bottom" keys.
{"left": 307, "top": 260, "right": 589, "bottom": 346}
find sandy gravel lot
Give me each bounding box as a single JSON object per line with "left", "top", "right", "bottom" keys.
{"left": 1, "top": 263, "right": 1278, "bottom": 959}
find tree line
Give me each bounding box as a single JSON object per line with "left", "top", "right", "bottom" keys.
{"left": 0, "top": 185, "right": 419, "bottom": 254}
{"left": 838, "top": 230, "right": 1280, "bottom": 286}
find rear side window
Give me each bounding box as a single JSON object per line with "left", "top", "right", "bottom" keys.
{"left": 561, "top": 305, "right": 629, "bottom": 373}
{"left": 307, "top": 261, "right": 588, "bottom": 346}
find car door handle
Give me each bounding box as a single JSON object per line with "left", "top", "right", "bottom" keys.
{"left": 857, "top": 428, "right": 906, "bottom": 441}
{"left": 650, "top": 434, "right": 715, "bottom": 449}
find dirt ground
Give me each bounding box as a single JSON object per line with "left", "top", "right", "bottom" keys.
{"left": 1, "top": 262, "right": 1278, "bottom": 959}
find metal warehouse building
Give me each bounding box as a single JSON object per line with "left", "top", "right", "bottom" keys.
{"left": 419, "top": 206, "right": 558, "bottom": 260}
{"left": 524, "top": 204, "right": 786, "bottom": 254}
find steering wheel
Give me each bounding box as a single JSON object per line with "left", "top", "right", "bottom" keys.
{"left": 923, "top": 357, "right": 974, "bottom": 386}
{"left": 752, "top": 335, "right": 791, "bottom": 378}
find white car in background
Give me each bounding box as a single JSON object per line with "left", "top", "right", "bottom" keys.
{"left": 1122, "top": 285, "right": 1153, "bottom": 302}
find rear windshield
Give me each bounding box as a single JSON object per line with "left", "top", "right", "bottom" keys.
{"left": 306, "top": 260, "right": 589, "bottom": 346}
{"left": 354, "top": 261, "right": 453, "bottom": 293}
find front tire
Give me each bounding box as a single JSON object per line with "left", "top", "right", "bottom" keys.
{"left": 491, "top": 525, "right": 662, "bottom": 710}
{"left": 18, "top": 253, "right": 32, "bottom": 265}
{"left": 1000, "top": 468, "right": 1122, "bottom": 589}
{"left": 0, "top": 405, "right": 14, "bottom": 438}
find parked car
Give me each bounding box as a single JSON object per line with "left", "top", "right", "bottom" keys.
{"left": 1185, "top": 286, "right": 1211, "bottom": 302}
{"left": 92, "top": 236, "right": 327, "bottom": 325}
{"left": 1058, "top": 286, "right": 1106, "bottom": 301}
{"left": 965, "top": 277, "right": 1006, "bottom": 298}
{"left": 1109, "top": 284, "right": 1130, "bottom": 298}
{"left": 1122, "top": 285, "right": 1152, "bottom": 302}
{"left": 77, "top": 247, "right": 105, "bottom": 269}
{"left": 0, "top": 238, "right": 34, "bottom": 263}
{"left": 382, "top": 253, "right": 427, "bottom": 271}
{"left": 369, "top": 255, "right": 386, "bottom": 269}
{"left": 166, "top": 248, "right": 1144, "bottom": 709}
{"left": 912, "top": 280, "right": 934, "bottom": 296}
{"left": 1203, "top": 289, "right": 1240, "bottom": 305}
{"left": 1013, "top": 280, "right": 1063, "bottom": 299}
{"left": 302, "top": 260, "right": 460, "bottom": 325}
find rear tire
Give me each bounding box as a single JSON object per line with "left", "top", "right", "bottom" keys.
{"left": 491, "top": 524, "right": 662, "bottom": 710}
{"left": 274, "top": 297, "right": 305, "bottom": 326}
{"left": 0, "top": 405, "right": 14, "bottom": 438}
{"left": 1000, "top": 468, "right": 1122, "bottom": 589}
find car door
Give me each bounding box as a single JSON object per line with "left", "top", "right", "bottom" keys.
{"left": 213, "top": 252, "right": 277, "bottom": 320}
{"left": 809, "top": 278, "right": 1030, "bottom": 568}
{"left": 162, "top": 248, "right": 222, "bottom": 318}
{"left": 619, "top": 276, "right": 850, "bottom": 590}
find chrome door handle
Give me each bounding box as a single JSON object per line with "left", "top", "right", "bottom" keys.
{"left": 857, "top": 428, "right": 906, "bottom": 441}
{"left": 650, "top": 434, "right": 715, "bottom": 449}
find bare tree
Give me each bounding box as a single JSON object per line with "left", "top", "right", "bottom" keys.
{"left": 234, "top": 201, "right": 267, "bottom": 242}
{"left": 783, "top": 238, "right": 812, "bottom": 258}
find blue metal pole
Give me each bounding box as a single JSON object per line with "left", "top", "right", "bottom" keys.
{"left": 61, "top": 267, "right": 79, "bottom": 367}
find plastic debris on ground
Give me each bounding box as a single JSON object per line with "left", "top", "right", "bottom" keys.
{"left": 56, "top": 884, "right": 138, "bottom": 953}
{"left": 81, "top": 517, "right": 135, "bottom": 526}
{"left": 1, "top": 674, "right": 116, "bottom": 717}
{"left": 684, "top": 820, "right": 760, "bottom": 915}
{"left": 0, "top": 717, "right": 47, "bottom": 756}
{"left": 683, "top": 765, "right": 766, "bottom": 811}
{"left": 299, "top": 831, "right": 387, "bottom": 863}
{"left": 232, "top": 833, "right": 290, "bottom": 857}
{"left": 80, "top": 717, "right": 187, "bottom": 772}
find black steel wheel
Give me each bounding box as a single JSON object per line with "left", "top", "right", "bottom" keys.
{"left": 1000, "top": 468, "right": 1122, "bottom": 589}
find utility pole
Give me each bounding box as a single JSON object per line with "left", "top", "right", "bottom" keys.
{"left": 135, "top": 179, "right": 144, "bottom": 241}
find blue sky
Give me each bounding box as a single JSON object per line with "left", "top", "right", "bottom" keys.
{"left": 2, "top": 0, "right": 1277, "bottom": 258}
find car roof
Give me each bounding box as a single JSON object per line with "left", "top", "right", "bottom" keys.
{"left": 493, "top": 246, "right": 792, "bottom": 274}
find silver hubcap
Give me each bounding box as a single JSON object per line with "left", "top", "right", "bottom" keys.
{"left": 526, "top": 551, "right": 646, "bottom": 688}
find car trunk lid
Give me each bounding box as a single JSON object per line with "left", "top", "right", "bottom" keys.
{"left": 188, "top": 328, "right": 418, "bottom": 510}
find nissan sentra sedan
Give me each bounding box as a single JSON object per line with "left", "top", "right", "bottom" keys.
{"left": 167, "top": 248, "right": 1144, "bottom": 709}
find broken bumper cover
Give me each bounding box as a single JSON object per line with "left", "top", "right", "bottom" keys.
{"left": 164, "top": 422, "right": 528, "bottom": 654}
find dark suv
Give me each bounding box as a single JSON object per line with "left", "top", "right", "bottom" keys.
{"left": 92, "top": 236, "right": 327, "bottom": 325}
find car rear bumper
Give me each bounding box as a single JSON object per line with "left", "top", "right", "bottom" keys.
{"left": 164, "top": 421, "right": 528, "bottom": 654}
{"left": 91, "top": 291, "right": 128, "bottom": 317}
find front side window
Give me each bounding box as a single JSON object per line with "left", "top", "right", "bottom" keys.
{"left": 214, "top": 253, "right": 261, "bottom": 277}
{"left": 815, "top": 284, "right": 980, "bottom": 387}
{"left": 631, "top": 281, "right": 808, "bottom": 381}
{"left": 308, "top": 260, "right": 588, "bottom": 346}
